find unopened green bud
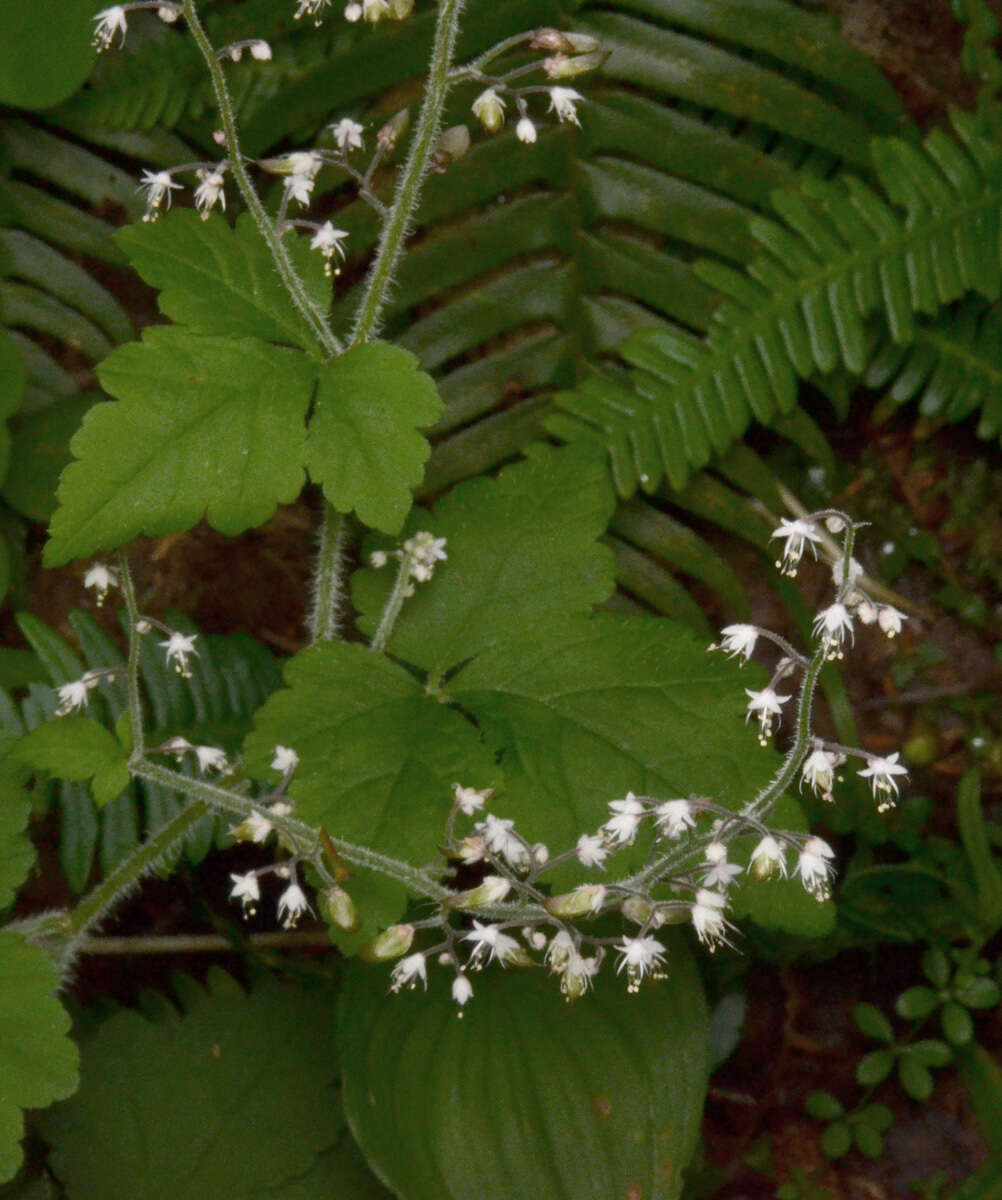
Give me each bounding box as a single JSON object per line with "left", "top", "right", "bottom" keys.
{"left": 432, "top": 124, "right": 471, "bottom": 169}
{"left": 543, "top": 50, "right": 609, "bottom": 79}
{"left": 324, "top": 886, "right": 358, "bottom": 931}
{"left": 446, "top": 875, "right": 512, "bottom": 910}
{"left": 472, "top": 87, "right": 506, "bottom": 133}
{"left": 530, "top": 28, "right": 601, "bottom": 54}
{"left": 388, "top": 0, "right": 413, "bottom": 17}
{"left": 621, "top": 895, "right": 653, "bottom": 925}
{"left": 504, "top": 945, "right": 536, "bottom": 968}
{"left": 377, "top": 108, "right": 410, "bottom": 152}
{"left": 544, "top": 884, "right": 606, "bottom": 918}
{"left": 358, "top": 923, "right": 414, "bottom": 962}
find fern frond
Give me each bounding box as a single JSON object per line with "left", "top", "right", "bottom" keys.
{"left": 866, "top": 296, "right": 1002, "bottom": 445}
{"left": 552, "top": 110, "right": 1002, "bottom": 497}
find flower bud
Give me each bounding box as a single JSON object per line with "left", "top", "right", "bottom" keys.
{"left": 543, "top": 50, "right": 609, "bottom": 79}
{"left": 388, "top": 0, "right": 413, "bottom": 17}
{"left": 324, "top": 886, "right": 358, "bottom": 931}
{"left": 530, "top": 28, "right": 601, "bottom": 53}
{"left": 472, "top": 88, "right": 506, "bottom": 133}
{"left": 358, "top": 923, "right": 414, "bottom": 961}
{"left": 377, "top": 108, "right": 410, "bottom": 152}
{"left": 432, "top": 124, "right": 471, "bottom": 169}
{"left": 620, "top": 895, "right": 653, "bottom": 925}
{"left": 445, "top": 875, "right": 512, "bottom": 909}
{"left": 544, "top": 884, "right": 606, "bottom": 918}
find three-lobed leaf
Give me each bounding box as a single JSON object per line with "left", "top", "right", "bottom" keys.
{"left": 306, "top": 342, "right": 443, "bottom": 535}
{"left": 12, "top": 717, "right": 124, "bottom": 785}
{"left": 45, "top": 328, "right": 316, "bottom": 565}
{"left": 0, "top": 932, "right": 79, "bottom": 1184}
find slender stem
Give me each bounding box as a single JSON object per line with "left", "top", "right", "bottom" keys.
{"left": 117, "top": 550, "right": 145, "bottom": 756}
{"left": 350, "top": 0, "right": 465, "bottom": 345}
{"left": 370, "top": 552, "right": 415, "bottom": 653}
{"left": 182, "top": 0, "right": 340, "bottom": 358}
{"left": 309, "top": 508, "right": 350, "bottom": 643}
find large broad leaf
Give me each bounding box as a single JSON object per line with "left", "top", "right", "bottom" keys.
{"left": 0, "top": 754, "right": 33, "bottom": 911}
{"left": 305, "top": 342, "right": 443, "bottom": 535}
{"left": 12, "top": 718, "right": 124, "bottom": 785}
{"left": 0, "top": 931, "right": 78, "bottom": 1184}
{"left": 43, "top": 971, "right": 342, "bottom": 1200}
{"left": 0, "top": 0, "right": 95, "bottom": 109}
{"left": 352, "top": 446, "right": 616, "bottom": 677}
{"left": 338, "top": 933, "right": 709, "bottom": 1200}
{"left": 115, "top": 212, "right": 331, "bottom": 354}
{"left": 45, "top": 328, "right": 316, "bottom": 565}
{"left": 243, "top": 643, "right": 499, "bottom": 946}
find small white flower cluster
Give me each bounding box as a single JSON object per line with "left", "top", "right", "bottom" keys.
{"left": 93, "top": 3, "right": 181, "bottom": 52}
{"left": 156, "top": 736, "right": 232, "bottom": 775}
{"left": 370, "top": 531, "right": 448, "bottom": 591}
{"left": 296, "top": 0, "right": 413, "bottom": 25}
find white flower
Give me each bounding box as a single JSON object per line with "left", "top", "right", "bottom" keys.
{"left": 548, "top": 87, "right": 584, "bottom": 126}
{"left": 655, "top": 799, "right": 696, "bottom": 839}
{"left": 560, "top": 951, "right": 598, "bottom": 999}
{"left": 271, "top": 745, "right": 300, "bottom": 774}
{"left": 877, "top": 605, "right": 907, "bottom": 638}
{"left": 463, "top": 920, "right": 521, "bottom": 967}
{"left": 452, "top": 973, "right": 473, "bottom": 1006}
{"left": 453, "top": 783, "right": 492, "bottom": 816}
{"left": 615, "top": 934, "right": 666, "bottom": 992}
{"left": 284, "top": 173, "right": 315, "bottom": 208}
{"left": 250, "top": 40, "right": 272, "bottom": 60}
{"left": 160, "top": 631, "right": 198, "bottom": 677}
{"left": 370, "top": 550, "right": 388, "bottom": 568}
{"left": 472, "top": 88, "right": 506, "bottom": 132}
{"left": 575, "top": 832, "right": 609, "bottom": 868}
{"left": 813, "top": 603, "right": 854, "bottom": 659}
{"left": 230, "top": 809, "right": 273, "bottom": 843}
{"left": 858, "top": 752, "right": 908, "bottom": 809}
{"left": 403, "top": 531, "right": 448, "bottom": 582}
{"left": 194, "top": 745, "right": 229, "bottom": 774}
{"left": 690, "top": 889, "right": 729, "bottom": 948}
{"left": 715, "top": 624, "right": 758, "bottom": 664}
{"left": 478, "top": 814, "right": 530, "bottom": 869}
{"left": 363, "top": 0, "right": 390, "bottom": 19}
{"left": 310, "top": 222, "right": 349, "bottom": 274}
{"left": 331, "top": 117, "right": 365, "bottom": 154}
{"left": 194, "top": 168, "right": 226, "bottom": 219}
{"left": 295, "top": 0, "right": 332, "bottom": 18}
{"left": 157, "top": 4, "right": 181, "bottom": 21}
{"left": 703, "top": 841, "right": 742, "bottom": 889}
{"left": 344, "top": 1, "right": 362, "bottom": 19}
{"left": 160, "top": 735, "right": 194, "bottom": 760}
{"left": 801, "top": 746, "right": 838, "bottom": 801}
{"left": 457, "top": 835, "right": 485, "bottom": 864}
{"left": 93, "top": 6, "right": 128, "bottom": 50}
{"left": 749, "top": 835, "right": 787, "bottom": 880}
{"left": 604, "top": 792, "right": 645, "bottom": 845}
{"left": 83, "top": 562, "right": 119, "bottom": 605}
{"left": 229, "top": 872, "right": 260, "bottom": 913}
{"left": 745, "top": 686, "right": 792, "bottom": 744}
{"left": 516, "top": 116, "right": 537, "bottom": 144}
{"left": 55, "top": 675, "right": 99, "bottom": 716}
{"left": 771, "top": 517, "right": 821, "bottom": 577}
{"left": 277, "top": 882, "right": 311, "bottom": 928}
{"left": 390, "top": 952, "right": 428, "bottom": 992}
{"left": 855, "top": 599, "right": 879, "bottom": 624}
{"left": 138, "top": 169, "right": 182, "bottom": 222}
{"left": 831, "top": 556, "right": 864, "bottom": 588}
{"left": 797, "top": 837, "right": 835, "bottom": 899}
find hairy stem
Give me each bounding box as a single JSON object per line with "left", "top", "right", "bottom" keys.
{"left": 350, "top": 0, "right": 465, "bottom": 345}
{"left": 182, "top": 0, "right": 340, "bottom": 358}
{"left": 370, "top": 551, "right": 415, "bottom": 653}
{"left": 310, "top": 508, "right": 350, "bottom": 643}
{"left": 117, "top": 549, "right": 145, "bottom": 756}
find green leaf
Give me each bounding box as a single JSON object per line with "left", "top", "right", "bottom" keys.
{"left": 954, "top": 1043, "right": 1002, "bottom": 1156}
{"left": 852, "top": 1122, "right": 884, "bottom": 1160}
{"left": 805, "top": 1091, "right": 844, "bottom": 1121}
{"left": 0, "top": 931, "right": 78, "bottom": 1184}
{"left": 305, "top": 342, "right": 442, "bottom": 534}
{"left": 1, "top": 396, "right": 94, "bottom": 524}
{"left": 956, "top": 769, "right": 1002, "bottom": 932}
{"left": 852, "top": 1002, "right": 894, "bottom": 1042}
{"left": 45, "top": 329, "right": 315, "bottom": 565}
{"left": 43, "top": 971, "right": 342, "bottom": 1199}
{"left": 861, "top": 1103, "right": 893, "bottom": 1133}
{"left": 856, "top": 1050, "right": 895, "bottom": 1087}
{"left": 955, "top": 976, "right": 1000, "bottom": 1009}
{"left": 898, "top": 1054, "right": 934, "bottom": 1102}
{"left": 922, "top": 946, "right": 951, "bottom": 989}
{"left": 338, "top": 933, "right": 709, "bottom": 1200}
{"left": 257, "top": 1132, "right": 392, "bottom": 1198}
{"left": 820, "top": 1121, "right": 852, "bottom": 1160}
{"left": 115, "top": 212, "right": 331, "bottom": 354}
{"left": 90, "top": 760, "right": 131, "bottom": 810}
{"left": 353, "top": 447, "right": 617, "bottom": 677}
{"left": 942, "top": 1001, "right": 974, "bottom": 1046}
{"left": 12, "top": 717, "right": 125, "bottom": 784}
{"left": 896, "top": 986, "right": 940, "bottom": 1021}
{"left": 0, "top": 0, "right": 95, "bottom": 109}
{"left": 0, "top": 754, "right": 33, "bottom": 910}
{"left": 451, "top": 612, "right": 775, "bottom": 885}
{"left": 243, "top": 642, "right": 497, "bottom": 944}
{"left": 910, "top": 1039, "right": 953, "bottom": 1068}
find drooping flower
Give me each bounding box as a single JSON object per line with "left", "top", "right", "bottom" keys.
{"left": 138, "top": 169, "right": 182, "bottom": 222}
{"left": 463, "top": 920, "right": 521, "bottom": 967}
{"left": 194, "top": 745, "right": 229, "bottom": 774}
{"left": 575, "top": 832, "right": 609, "bottom": 868}
{"left": 331, "top": 117, "right": 365, "bottom": 154}
{"left": 797, "top": 836, "right": 835, "bottom": 899}
{"left": 744, "top": 686, "right": 792, "bottom": 745}
{"left": 813, "top": 603, "right": 854, "bottom": 659}
{"left": 55, "top": 675, "right": 100, "bottom": 716}
{"left": 93, "top": 6, "right": 128, "bottom": 50}
{"left": 715, "top": 624, "right": 759, "bottom": 663}
{"left": 749, "top": 835, "right": 787, "bottom": 880}
{"left": 858, "top": 752, "right": 908, "bottom": 809}
{"left": 390, "top": 952, "right": 428, "bottom": 992}
{"left": 801, "top": 746, "right": 838, "bottom": 801}
{"left": 277, "top": 881, "right": 311, "bottom": 928}
{"left": 229, "top": 872, "right": 260, "bottom": 913}
{"left": 160, "top": 631, "right": 198, "bottom": 677}
{"left": 194, "top": 168, "right": 226, "bottom": 220}
{"left": 452, "top": 973, "right": 473, "bottom": 1007}
{"left": 877, "top": 605, "right": 907, "bottom": 638}
{"left": 249, "top": 39, "right": 272, "bottom": 60}
{"left": 604, "top": 792, "right": 645, "bottom": 845}
{"left": 229, "top": 809, "right": 273, "bottom": 844}
{"left": 284, "top": 173, "right": 315, "bottom": 208}
{"left": 516, "top": 116, "right": 537, "bottom": 144}
{"left": 309, "top": 222, "right": 349, "bottom": 275}
{"left": 771, "top": 517, "right": 821, "bottom": 577}
{"left": 615, "top": 934, "right": 666, "bottom": 992}
{"left": 702, "top": 841, "right": 742, "bottom": 890}
{"left": 690, "top": 889, "right": 729, "bottom": 948}
{"left": 83, "top": 562, "right": 119, "bottom": 605}
{"left": 478, "top": 813, "right": 530, "bottom": 869}
{"left": 548, "top": 87, "right": 584, "bottom": 126}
